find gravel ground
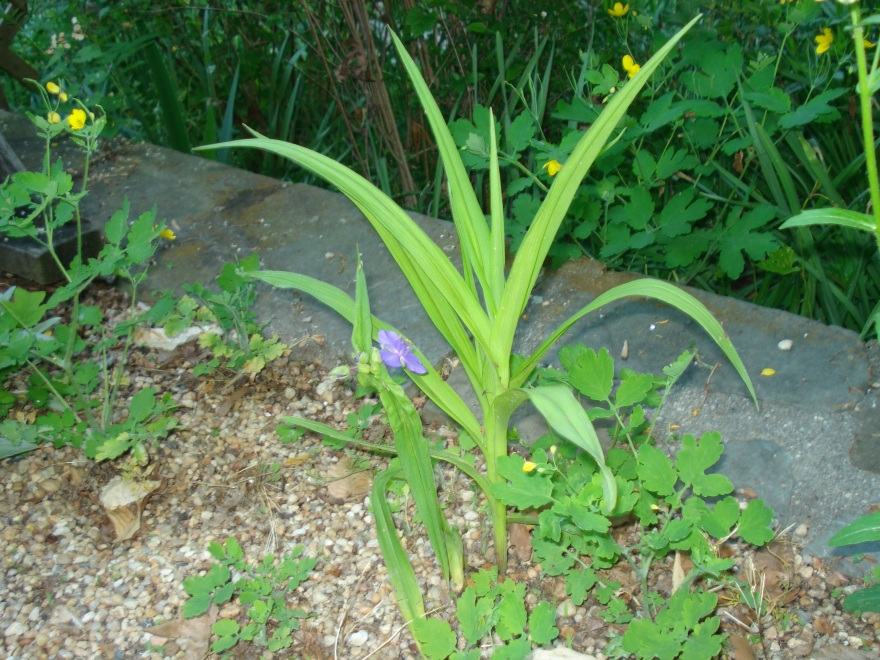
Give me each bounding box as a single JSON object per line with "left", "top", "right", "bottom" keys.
{"left": 1, "top": 284, "right": 879, "bottom": 659}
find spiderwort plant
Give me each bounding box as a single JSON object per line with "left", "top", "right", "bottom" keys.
{"left": 198, "top": 15, "right": 756, "bottom": 593}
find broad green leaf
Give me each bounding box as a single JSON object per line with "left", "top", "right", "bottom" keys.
{"left": 737, "top": 499, "right": 775, "bottom": 546}
{"left": 559, "top": 344, "right": 614, "bottom": 401}
{"left": 615, "top": 373, "right": 654, "bottom": 408}
{"left": 495, "top": 591, "right": 528, "bottom": 641}
{"left": 530, "top": 538, "right": 575, "bottom": 576}
{"left": 0, "top": 287, "right": 47, "bottom": 328}
{"left": 411, "top": 617, "right": 456, "bottom": 660}
{"left": 778, "top": 87, "right": 847, "bottom": 129}
{"left": 457, "top": 587, "right": 492, "bottom": 646}
{"left": 637, "top": 445, "right": 677, "bottom": 496}
{"left": 829, "top": 511, "right": 880, "bottom": 546}
{"left": 743, "top": 88, "right": 791, "bottom": 113}
{"left": 622, "top": 618, "right": 683, "bottom": 660}
{"left": 212, "top": 619, "right": 240, "bottom": 636}
{"left": 842, "top": 585, "right": 880, "bottom": 613}
{"left": 528, "top": 601, "right": 559, "bottom": 645}
{"left": 182, "top": 592, "right": 212, "bottom": 618}
{"left": 698, "top": 496, "right": 740, "bottom": 539}
{"left": 676, "top": 432, "right": 733, "bottom": 497}
{"left": 658, "top": 188, "right": 711, "bottom": 238}
{"left": 565, "top": 498, "right": 611, "bottom": 533}
{"left": 507, "top": 112, "right": 536, "bottom": 155}
{"left": 128, "top": 387, "right": 157, "bottom": 423}
{"left": 565, "top": 567, "right": 597, "bottom": 606}
{"left": 493, "top": 454, "right": 554, "bottom": 509}
{"left": 718, "top": 206, "right": 779, "bottom": 280}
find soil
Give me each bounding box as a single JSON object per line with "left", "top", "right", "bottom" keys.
{"left": 1, "top": 280, "right": 878, "bottom": 659}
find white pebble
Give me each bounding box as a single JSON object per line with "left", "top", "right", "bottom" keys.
{"left": 348, "top": 630, "right": 369, "bottom": 647}
{"left": 778, "top": 339, "right": 793, "bottom": 351}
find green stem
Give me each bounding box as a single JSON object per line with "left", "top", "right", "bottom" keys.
{"left": 850, "top": 5, "right": 880, "bottom": 253}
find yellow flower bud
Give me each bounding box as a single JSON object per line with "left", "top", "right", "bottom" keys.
{"left": 522, "top": 461, "right": 538, "bottom": 473}
{"left": 542, "top": 159, "right": 562, "bottom": 176}
{"left": 59, "top": 92, "right": 69, "bottom": 102}
{"left": 46, "top": 82, "right": 61, "bottom": 95}
{"left": 160, "top": 228, "right": 176, "bottom": 240}
{"left": 47, "top": 111, "right": 61, "bottom": 124}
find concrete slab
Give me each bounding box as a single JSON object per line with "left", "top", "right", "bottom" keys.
{"left": 2, "top": 108, "right": 878, "bottom": 575}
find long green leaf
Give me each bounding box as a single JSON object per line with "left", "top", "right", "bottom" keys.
{"left": 828, "top": 511, "right": 880, "bottom": 546}
{"left": 781, "top": 209, "right": 877, "bottom": 233}
{"left": 372, "top": 468, "right": 426, "bottom": 625}
{"left": 389, "top": 31, "right": 497, "bottom": 314}
{"left": 512, "top": 279, "right": 758, "bottom": 406}
{"left": 197, "top": 134, "right": 492, "bottom": 360}
{"left": 493, "top": 16, "right": 703, "bottom": 383}
{"left": 249, "top": 270, "right": 483, "bottom": 440}
{"left": 142, "top": 36, "right": 191, "bottom": 153}
{"left": 524, "top": 385, "right": 617, "bottom": 512}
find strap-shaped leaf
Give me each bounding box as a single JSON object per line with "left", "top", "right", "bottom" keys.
{"left": 249, "top": 269, "right": 483, "bottom": 440}
{"left": 512, "top": 279, "right": 757, "bottom": 407}
{"left": 388, "top": 31, "right": 497, "bottom": 314}
{"left": 198, "top": 134, "right": 493, "bottom": 358}
{"left": 492, "top": 16, "right": 703, "bottom": 383}
{"left": 781, "top": 209, "right": 877, "bottom": 233}
{"left": 371, "top": 468, "right": 425, "bottom": 624}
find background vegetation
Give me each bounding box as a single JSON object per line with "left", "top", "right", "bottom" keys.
{"left": 4, "top": 0, "right": 878, "bottom": 337}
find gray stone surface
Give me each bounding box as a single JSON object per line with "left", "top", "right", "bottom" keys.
{"left": 3, "top": 109, "right": 879, "bottom": 577}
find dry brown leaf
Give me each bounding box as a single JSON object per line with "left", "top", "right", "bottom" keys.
{"left": 217, "top": 384, "right": 251, "bottom": 416}
{"left": 284, "top": 453, "right": 312, "bottom": 467}
{"left": 728, "top": 633, "right": 757, "bottom": 660}
{"left": 146, "top": 607, "right": 216, "bottom": 660}
{"left": 509, "top": 523, "right": 532, "bottom": 562}
{"left": 322, "top": 457, "right": 372, "bottom": 503}
{"left": 672, "top": 551, "right": 686, "bottom": 593}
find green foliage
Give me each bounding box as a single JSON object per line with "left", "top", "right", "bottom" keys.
{"left": 828, "top": 512, "right": 880, "bottom": 613}
{"left": 146, "top": 253, "right": 287, "bottom": 377}
{"left": 181, "top": 537, "right": 316, "bottom": 655}
{"left": 0, "top": 92, "right": 176, "bottom": 461}
{"left": 411, "top": 568, "right": 559, "bottom": 659}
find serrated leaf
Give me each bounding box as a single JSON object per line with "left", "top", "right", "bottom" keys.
{"left": 676, "top": 432, "right": 734, "bottom": 497}
{"left": 493, "top": 454, "right": 554, "bottom": 509}
{"left": 663, "top": 229, "right": 713, "bottom": 268}
{"left": 658, "top": 188, "right": 711, "bottom": 238}
{"left": 637, "top": 445, "right": 677, "bottom": 496}
{"left": 528, "top": 600, "right": 559, "bottom": 645}
{"left": 743, "top": 88, "right": 791, "bottom": 113}
{"left": 565, "top": 568, "right": 597, "bottom": 606}
{"left": 411, "top": 617, "right": 456, "bottom": 659}
{"left": 559, "top": 344, "right": 614, "bottom": 401}
{"left": 718, "top": 206, "right": 779, "bottom": 279}
{"left": 737, "top": 499, "right": 775, "bottom": 546}
{"left": 655, "top": 147, "right": 698, "bottom": 180}
{"left": 507, "top": 113, "right": 535, "bottom": 155}
{"left": 565, "top": 498, "right": 611, "bottom": 533}
{"left": 182, "top": 592, "right": 213, "bottom": 618}
{"left": 531, "top": 538, "right": 575, "bottom": 576}
{"left": 622, "top": 618, "right": 682, "bottom": 660}
{"left": 456, "top": 586, "right": 492, "bottom": 645}
{"left": 496, "top": 592, "right": 527, "bottom": 641}
{"left": 779, "top": 87, "right": 847, "bottom": 129}
{"left": 537, "top": 509, "right": 563, "bottom": 542}
{"left": 212, "top": 618, "right": 240, "bottom": 636}
{"left": 615, "top": 373, "right": 654, "bottom": 407}
{"left": 698, "top": 496, "right": 741, "bottom": 539}
{"left": 608, "top": 187, "right": 654, "bottom": 230}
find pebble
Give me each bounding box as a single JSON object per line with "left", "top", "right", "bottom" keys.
{"left": 347, "top": 630, "right": 369, "bottom": 647}
{"left": 778, "top": 339, "right": 794, "bottom": 350}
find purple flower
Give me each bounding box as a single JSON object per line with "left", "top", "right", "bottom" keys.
{"left": 378, "top": 330, "right": 427, "bottom": 374}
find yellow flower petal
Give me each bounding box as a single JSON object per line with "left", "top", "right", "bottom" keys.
{"left": 622, "top": 54, "right": 641, "bottom": 78}
{"left": 67, "top": 108, "right": 87, "bottom": 130}
{"left": 865, "top": 39, "right": 876, "bottom": 49}
{"left": 46, "top": 82, "right": 60, "bottom": 95}
{"left": 522, "top": 461, "right": 538, "bottom": 473}
{"left": 542, "top": 159, "right": 562, "bottom": 176}
{"left": 608, "top": 2, "right": 629, "bottom": 17}
{"left": 760, "top": 368, "right": 776, "bottom": 376}
{"left": 160, "top": 228, "right": 176, "bottom": 241}
{"left": 815, "top": 28, "right": 833, "bottom": 55}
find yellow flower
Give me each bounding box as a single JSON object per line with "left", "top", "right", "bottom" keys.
{"left": 622, "top": 54, "right": 641, "bottom": 78}
{"left": 59, "top": 92, "right": 68, "bottom": 102}
{"left": 46, "top": 81, "right": 60, "bottom": 95}
{"left": 608, "top": 2, "right": 629, "bottom": 17}
{"left": 160, "top": 228, "right": 176, "bottom": 241}
{"left": 522, "top": 461, "right": 538, "bottom": 473}
{"left": 47, "top": 111, "right": 61, "bottom": 124}
{"left": 67, "top": 108, "right": 87, "bottom": 130}
{"left": 815, "top": 28, "right": 834, "bottom": 55}
{"left": 542, "top": 159, "right": 562, "bottom": 176}
{"left": 760, "top": 368, "right": 776, "bottom": 376}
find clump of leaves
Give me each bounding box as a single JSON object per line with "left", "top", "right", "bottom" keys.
{"left": 412, "top": 567, "right": 559, "bottom": 659}
{"left": 495, "top": 346, "right": 776, "bottom": 657}
{"left": 829, "top": 512, "right": 880, "bottom": 614}
{"left": 181, "top": 537, "right": 316, "bottom": 654}
{"left": 148, "top": 253, "right": 287, "bottom": 377}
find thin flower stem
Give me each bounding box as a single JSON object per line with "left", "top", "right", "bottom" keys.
{"left": 850, "top": 4, "right": 880, "bottom": 253}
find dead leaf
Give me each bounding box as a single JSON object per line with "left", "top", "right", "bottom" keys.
{"left": 284, "top": 453, "right": 312, "bottom": 468}
{"left": 509, "top": 523, "right": 532, "bottom": 562}
{"left": 672, "top": 551, "right": 686, "bottom": 593}
{"left": 146, "top": 607, "right": 216, "bottom": 660}
{"left": 814, "top": 615, "right": 834, "bottom": 635}
{"left": 321, "top": 457, "right": 372, "bottom": 504}
{"left": 728, "top": 633, "right": 757, "bottom": 660}
{"left": 217, "top": 384, "right": 251, "bottom": 416}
